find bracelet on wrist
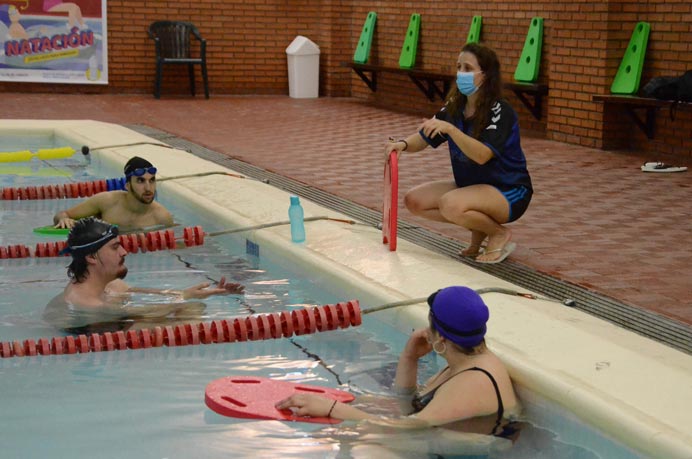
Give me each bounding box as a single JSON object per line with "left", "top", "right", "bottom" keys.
{"left": 327, "top": 400, "right": 338, "bottom": 418}
{"left": 398, "top": 139, "right": 408, "bottom": 151}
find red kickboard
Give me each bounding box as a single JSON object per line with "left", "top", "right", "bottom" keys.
{"left": 205, "top": 376, "right": 355, "bottom": 424}
{"left": 382, "top": 151, "right": 398, "bottom": 251}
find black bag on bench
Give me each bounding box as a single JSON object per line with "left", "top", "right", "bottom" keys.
{"left": 641, "top": 70, "right": 692, "bottom": 119}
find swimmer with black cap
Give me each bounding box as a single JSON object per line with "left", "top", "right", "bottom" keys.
{"left": 53, "top": 156, "right": 174, "bottom": 231}
{"left": 276, "top": 286, "right": 520, "bottom": 435}
{"left": 44, "top": 217, "right": 244, "bottom": 334}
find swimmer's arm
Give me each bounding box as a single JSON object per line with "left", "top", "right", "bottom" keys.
{"left": 127, "top": 277, "right": 244, "bottom": 299}
{"left": 118, "top": 302, "right": 198, "bottom": 319}
{"left": 53, "top": 193, "right": 111, "bottom": 227}
{"left": 127, "top": 286, "right": 182, "bottom": 296}
{"left": 394, "top": 328, "right": 432, "bottom": 391}
{"left": 101, "top": 279, "right": 167, "bottom": 316}
{"left": 329, "top": 402, "right": 431, "bottom": 428}
{"left": 275, "top": 394, "right": 380, "bottom": 422}
{"left": 275, "top": 394, "right": 431, "bottom": 428}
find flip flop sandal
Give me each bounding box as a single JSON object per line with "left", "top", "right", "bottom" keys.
{"left": 641, "top": 162, "right": 687, "bottom": 173}
{"left": 460, "top": 244, "right": 486, "bottom": 258}
{"left": 475, "top": 242, "right": 516, "bottom": 264}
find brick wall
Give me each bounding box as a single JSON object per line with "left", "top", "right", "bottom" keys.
{"left": 0, "top": 0, "right": 690, "bottom": 157}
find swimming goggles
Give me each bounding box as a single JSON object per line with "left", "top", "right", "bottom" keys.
{"left": 125, "top": 167, "right": 157, "bottom": 178}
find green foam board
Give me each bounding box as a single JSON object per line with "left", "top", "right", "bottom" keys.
{"left": 353, "top": 12, "right": 377, "bottom": 64}
{"left": 610, "top": 22, "right": 650, "bottom": 94}
{"left": 514, "top": 17, "right": 544, "bottom": 83}
{"left": 399, "top": 14, "right": 421, "bottom": 69}
{"left": 466, "top": 16, "right": 482, "bottom": 44}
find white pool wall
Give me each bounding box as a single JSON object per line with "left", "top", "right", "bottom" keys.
{"left": 2, "top": 120, "right": 691, "bottom": 459}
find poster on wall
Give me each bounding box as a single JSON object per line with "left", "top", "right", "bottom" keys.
{"left": 0, "top": 0, "right": 107, "bottom": 84}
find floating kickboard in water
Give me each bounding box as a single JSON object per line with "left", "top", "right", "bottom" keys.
{"left": 205, "top": 376, "right": 355, "bottom": 424}
{"left": 33, "top": 226, "right": 70, "bottom": 236}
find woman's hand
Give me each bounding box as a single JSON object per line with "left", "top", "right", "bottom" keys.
{"left": 182, "top": 276, "right": 244, "bottom": 299}
{"left": 401, "top": 328, "right": 433, "bottom": 361}
{"left": 384, "top": 138, "right": 407, "bottom": 161}
{"left": 419, "top": 118, "right": 454, "bottom": 140}
{"left": 275, "top": 393, "right": 336, "bottom": 418}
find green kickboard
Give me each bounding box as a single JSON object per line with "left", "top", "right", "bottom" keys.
{"left": 610, "top": 22, "right": 650, "bottom": 94}
{"left": 466, "top": 16, "right": 482, "bottom": 44}
{"left": 34, "top": 225, "right": 70, "bottom": 236}
{"left": 399, "top": 14, "right": 421, "bottom": 69}
{"left": 353, "top": 12, "right": 377, "bottom": 64}
{"left": 514, "top": 17, "right": 543, "bottom": 83}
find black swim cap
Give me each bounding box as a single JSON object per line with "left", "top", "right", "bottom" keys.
{"left": 124, "top": 156, "right": 154, "bottom": 177}
{"left": 61, "top": 217, "right": 119, "bottom": 257}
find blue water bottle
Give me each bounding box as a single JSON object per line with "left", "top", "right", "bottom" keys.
{"left": 288, "top": 196, "right": 306, "bottom": 243}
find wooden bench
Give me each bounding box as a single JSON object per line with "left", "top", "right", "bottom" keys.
{"left": 342, "top": 62, "right": 452, "bottom": 102}
{"left": 343, "top": 62, "right": 549, "bottom": 120}
{"left": 592, "top": 94, "right": 692, "bottom": 139}
{"left": 505, "top": 81, "right": 549, "bottom": 121}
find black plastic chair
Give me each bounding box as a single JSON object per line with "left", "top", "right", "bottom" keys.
{"left": 148, "top": 21, "right": 209, "bottom": 99}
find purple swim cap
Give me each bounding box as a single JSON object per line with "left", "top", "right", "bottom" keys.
{"left": 427, "top": 286, "right": 489, "bottom": 348}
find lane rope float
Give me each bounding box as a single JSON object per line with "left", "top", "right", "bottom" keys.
{"left": 0, "top": 147, "right": 76, "bottom": 163}
{"left": 0, "top": 287, "right": 576, "bottom": 360}
{"left": 2, "top": 172, "right": 246, "bottom": 201}
{"left": 2, "top": 217, "right": 357, "bottom": 259}
{"left": 0, "top": 300, "right": 362, "bottom": 359}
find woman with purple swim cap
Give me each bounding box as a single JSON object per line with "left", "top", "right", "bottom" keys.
{"left": 276, "top": 286, "right": 521, "bottom": 436}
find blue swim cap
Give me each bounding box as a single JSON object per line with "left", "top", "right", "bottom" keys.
{"left": 427, "top": 286, "right": 489, "bottom": 348}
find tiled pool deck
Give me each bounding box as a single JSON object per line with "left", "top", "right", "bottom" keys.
{"left": 3, "top": 93, "right": 691, "bottom": 334}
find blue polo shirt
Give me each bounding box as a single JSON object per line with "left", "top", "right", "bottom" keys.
{"left": 420, "top": 100, "right": 533, "bottom": 191}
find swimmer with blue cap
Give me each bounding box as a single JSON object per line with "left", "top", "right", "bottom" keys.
{"left": 276, "top": 286, "right": 520, "bottom": 436}
{"left": 44, "top": 217, "right": 244, "bottom": 334}
{"left": 53, "top": 156, "right": 174, "bottom": 232}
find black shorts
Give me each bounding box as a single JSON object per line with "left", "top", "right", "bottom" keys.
{"left": 495, "top": 185, "right": 532, "bottom": 222}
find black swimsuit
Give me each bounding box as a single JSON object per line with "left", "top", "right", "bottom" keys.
{"left": 411, "top": 366, "right": 510, "bottom": 436}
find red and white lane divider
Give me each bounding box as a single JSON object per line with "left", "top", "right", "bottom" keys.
{"left": 2, "top": 216, "right": 359, "bottom": 260}
{"left": 0, "top": 300, "right": 362, "bottom": 359}
{"left": 1, "top": 179, "right": 109, "bottom": 200}
{"left": 0, "top": 226, "right": 206, "bottom": 259}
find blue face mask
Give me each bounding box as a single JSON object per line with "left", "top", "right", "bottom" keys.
{"left": 456, "top": 71, "right": 479, "bottom": 96}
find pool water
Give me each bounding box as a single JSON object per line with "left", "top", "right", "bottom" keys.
{"left": 0, "top": 154, "right": 647, "bottom": 458}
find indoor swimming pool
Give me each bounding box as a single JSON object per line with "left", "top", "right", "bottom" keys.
{"left": 0, "top": 121, "right": 687, "bottom": 458}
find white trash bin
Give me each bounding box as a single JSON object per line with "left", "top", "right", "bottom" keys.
{"left": 286, "top": 36, "right": 320, "bottom": 98}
